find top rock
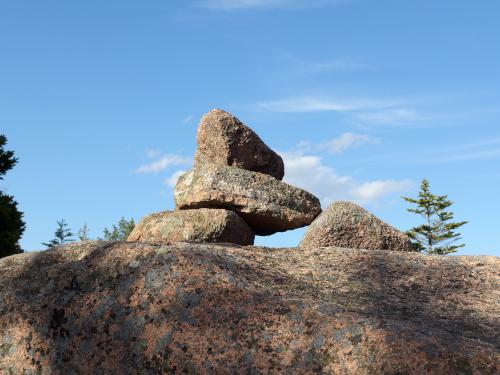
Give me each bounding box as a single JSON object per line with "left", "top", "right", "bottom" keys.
{"left": 194, "top": 109, "right": 285, "bottom": 180}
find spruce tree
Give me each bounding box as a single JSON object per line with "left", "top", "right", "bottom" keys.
{"left": 0, "top": 135, "right": 25, "bottom": 258}
{"left": 100, "top": 217, "right": 135, "bottom": 241}
{"left": 402, "top": 179, "right": 467, "bottom": 255}
{"left": 43, "top": 219, "right": 74, "bottom": 248}
{"left": 78, "top": 223, "right": 91, "bottom": 241}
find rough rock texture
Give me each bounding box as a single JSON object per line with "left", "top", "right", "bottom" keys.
{"left": 174, "top": 165, "right": 322, "bottom": 235}
{"left": 194, "top": 109, "right": 285, "bottom": 180}
{"left": 300, "top": 201, "right": 414, "bottom": 251}
{"left": 0, "top": 241, "right": 498, "bottom": 374}
{"left": 127, "top": 208, "right": 254, "bottom": 246}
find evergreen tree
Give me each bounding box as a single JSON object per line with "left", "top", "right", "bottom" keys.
{"left": 0, "top": 135, "right": 17, "bottom": 177}
{"left": 100, "top": 217, "right": 135, "bottom": 241}
{"left": 78, "top": 223, "right": 91, "bottom": 241}
{"left": 402, "top": 179, "right": 467, "bottom": 255}
{"left": 43, "top": 219, "right": 74, "bottom": 248}
{"left": 0, "top": 135, "right": 26, "bottom": 258}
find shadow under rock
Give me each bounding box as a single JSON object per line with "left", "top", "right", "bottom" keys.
{"left": 337, "top": 249, "right": 499, "bottom": 346}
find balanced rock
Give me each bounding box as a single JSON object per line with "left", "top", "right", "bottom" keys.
{"left": 175, "top": 165, "right": 322, "bottom": 235}
{"left": 194, "top": 109, "right": 285, "bottom": 180}
{"left": 300, "top": 201, "right": 414, "bottom": 251}
{"left": 1, "top": 241, "right": 498, "bottom": 374}
{"left": 127, "top": 208, "right": 254, "bottom": 246}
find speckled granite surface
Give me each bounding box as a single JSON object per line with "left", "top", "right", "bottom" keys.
{"left": 0, "top": 241, "right": 498, "bottom": 374}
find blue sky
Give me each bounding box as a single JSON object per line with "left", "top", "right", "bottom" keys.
{"left": 1, "top": 0, "right": 499, "bottom": 255}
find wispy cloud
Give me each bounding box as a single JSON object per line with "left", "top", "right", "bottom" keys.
{"left": 197, "top": 0, "right": 347, "bottom": 11}
{"left": 442, "top": 138, "right": 500, "bottom": 153}
{"left": 134, "top": 153, "right": 192, "bottom": 174}
{"left": 288, "top": 57, "right": 372, "bottom": 74}
{"left": 282, "top": 151, "right": 412, "bottom": 206}
{"left": 183, "top": 115, "right": 195, "bottom": 124}
{"left": 380, "top": 138, "right": 500, "bottom": 165}
{"left": 415, "top": 147, "right": 500, "bottom": 164}
{"left": 256, "top": 96, "right": 399, "bottom": 113}
{"left": 255, "top": 95, "right": 423, "bottom": 126}
{"left": 353, "top": 108, "right": 420, "bottom": 125}
{"left": 164, "top": 170, "right": 187, "bottom": 187}
{"left": 302, "top": 59, "right": 371, "bottom": 72}
{"left": 145, "top": 148, "right": 163, "bottom": 158}
{"left": 319, "top": 132, "right": 380, "bottom": 154}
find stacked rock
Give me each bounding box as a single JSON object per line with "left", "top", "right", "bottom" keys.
{"left": 128, "top": 208, "right": 254, "bottom": 245}
{"left": 128, "top": 109, "right": 322, "bottom": 245}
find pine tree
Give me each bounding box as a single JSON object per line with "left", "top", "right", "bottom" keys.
{"left": 78, "top": 223, "right": 91, "bottom": 241}
{"left": 43, "top": 219, "right": 74, "bottom": 248}
{"left": 402, "top": 179, "right": 467, "bottom": 255}
{"left": 0, "top": 135, "right": 17, "bottom": 176}
{"left": 0, "top": 135, "right": 26, "bottom": 258}
{"left": 100, "top": 217, "right": 135, "bottom": 241}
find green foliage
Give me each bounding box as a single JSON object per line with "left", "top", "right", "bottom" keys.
{"left": 0, "top": 193, "right": 25, "bottom": 257}
{"left": 43, "top": 219, "right": 74, "bottom": 248}
{"left": 78, "top": 223, "right": 91, "bottom": 241}
{"left": 0, "top": 135, "right": 25, "bottom": 258}
{"left": 99, "top": 217, "right": 135, "bottom": 241}
{"left": 0, "top": 135, "right": 17, "bottom": 180}
{"left": 402, "top": 179, "right": 467, "bottom": 255}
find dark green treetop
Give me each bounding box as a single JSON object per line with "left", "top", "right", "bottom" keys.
{"left": 0, "top": 193, "right": 26, "bottom": 257}
{"left": 402, "top": 179, "right": 467, "bottom": 255}
{"left": 43, "top": 219, "right": 75, "bottom": 248}
{"left": 0, "top": 135, "right": 26, "bottom": 258}
{"left": 0, "top": 135, "right": 18, "bottom": 180}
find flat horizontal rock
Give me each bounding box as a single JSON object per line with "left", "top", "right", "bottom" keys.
{"left": 127, "top": 208, "right": 254, "bottom": 246}
{"left": 194, "top": 109, "right": 285, "bottom": 180}
{"left": 174, "top": 165, "right": 322, "bottom": 235}
{"left": 0, "top": 242, "right": 498, "bottom": 374}
{"left": 300, "top": 201, "right": 414, "bottom": 251}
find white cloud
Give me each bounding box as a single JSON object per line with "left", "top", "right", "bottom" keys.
{"left": 353, "top": 108, "right": 419, "bottom": 125}
{"left": 255, "top": 95, "right": 422, "bottom": 127}
{"left": 349, "top": 180, "right": 413, "bottom": 203}
{"left": 256, "top": 96, "right": 399, "bottom": 113}
{"left": 319, "top": 132, "right": 380, "bottom": 154}
{"left": 164, "top": 170, "right": 187, "bottom": 188}
{"left": 282, "top": 151, "right": 412, "bottom": 206}
{"left": 134, "top": 154, "right": 192, "bottom": 174}
{"left": 145, "top": 148, "right": 163, "bottom": 158}
{"left": 197, "top": 0, "right": 346, "bottom": 11}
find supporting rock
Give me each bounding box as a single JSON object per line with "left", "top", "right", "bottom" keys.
{"left": 128, "top": 208, "right": 254, "bottom": 246}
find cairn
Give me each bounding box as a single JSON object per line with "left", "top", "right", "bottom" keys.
{"left": 128, "top": 109, "right": 322, "bottom": 245}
